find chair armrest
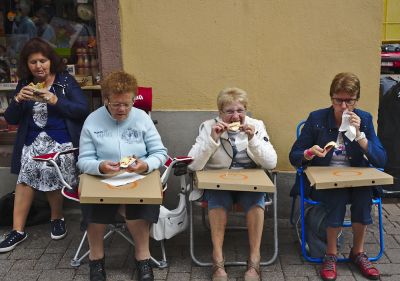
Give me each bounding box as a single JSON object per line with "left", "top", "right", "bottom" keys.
{"left": 161, "top": 156, "right": 194, "bottom": 190}
{"left": 32, "top": 148, "right": 78, "bottom": 162}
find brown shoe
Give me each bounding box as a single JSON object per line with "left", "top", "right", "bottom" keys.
{"left": 244, "top": 260, "right": 261, "bottom": 281}
{"left": 349, "top": 250, "right": 380, "bottom": 280}
{"left": 212, "top": 259, "right": 227, "bottom": 281}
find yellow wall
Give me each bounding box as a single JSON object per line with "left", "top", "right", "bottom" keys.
{"left": 120, "top": 0, "right": 383, "bottom": 170}
{"left": 382, "top": 0, "right": 400, "bottom": 42}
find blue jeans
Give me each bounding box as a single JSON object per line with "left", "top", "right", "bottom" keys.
{"left": 311, "top": 187, "right": 373, "bottom": 227}
{"left": 204, "top": 190, "right": 265, "bottom": 213}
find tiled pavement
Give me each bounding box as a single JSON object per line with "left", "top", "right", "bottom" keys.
{"left": 1, "top": 202, "right": 400, "bottom": 281}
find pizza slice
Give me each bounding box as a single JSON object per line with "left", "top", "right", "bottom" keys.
{"left": 228, "top": 121, "right": 241, "bottom": 132}
{"left": 119, "top": 156, "right": 137, "bottom": 168}
{"left": 323, "top": 141, "right": 337, "bottom": 151}
{"left": 28, "top": 82, "right": 47, "bottom": 102}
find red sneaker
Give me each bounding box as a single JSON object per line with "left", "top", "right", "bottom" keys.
{"left": 320, "top": 254, "right": 337, "bottom": 281}
{"left": 349, "top": 251, "right": 380, "bottom": 280}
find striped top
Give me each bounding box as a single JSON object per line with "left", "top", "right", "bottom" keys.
{"left": 228, "top": 131, "right": 257, "bottom": 169}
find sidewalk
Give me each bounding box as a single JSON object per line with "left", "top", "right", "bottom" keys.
{"left": 1, "top": 202, "right": 400, "bottom": 281}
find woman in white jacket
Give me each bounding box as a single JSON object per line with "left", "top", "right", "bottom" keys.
{"left": 188, "top": 87, "right": 277, "bottom": 281}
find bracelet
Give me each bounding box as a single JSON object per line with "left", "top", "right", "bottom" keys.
{"left": 304, "top": 149, "right": 315, "bottom": 160}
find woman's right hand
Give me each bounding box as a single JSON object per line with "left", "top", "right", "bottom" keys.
{"left": 14, "top": 86, "right": 36, "bottom": 103}
{"left": 99, "top": 160, "right": 120, "bottom": 174}
{"left": 211, "top": 121, "right": 228, "bottom": 142}
{"left": 305, "top": 144, "right": 333, "bottom": 159}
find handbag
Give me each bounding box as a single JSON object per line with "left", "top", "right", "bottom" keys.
{"left": 150, "top": 193, "right": 188, "bottom": 241}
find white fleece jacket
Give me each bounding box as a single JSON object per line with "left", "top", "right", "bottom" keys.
{"left": 188, "top": 116, "right": 277, "bottom": 200}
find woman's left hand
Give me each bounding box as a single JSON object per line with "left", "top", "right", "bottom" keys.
{"left": 126, "top": 158, "right": 149, "bottom": 174}
{"left": 35, "top": 89, "right": 58, "bottom": 105}
{"left": 241, "top": 123, "right": 255, "bottom": 140}
{"left": 347, "top": 111, "right": 361, "bottom": 135}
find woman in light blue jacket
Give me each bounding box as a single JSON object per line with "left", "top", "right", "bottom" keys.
{"left": 78, "top": 71, "right": 167, "bottom": 281}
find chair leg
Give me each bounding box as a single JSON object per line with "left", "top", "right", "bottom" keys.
{"left": 70, "top": 228, "right": 116, "bottom": 267}
{"left": 70, "top": 225, "right": 169, "bottom": 268}
{"left": 189, "top": 188, "right": 279, "bottom": 266}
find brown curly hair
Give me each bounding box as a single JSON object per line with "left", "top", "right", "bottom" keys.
{"left": 101, "top": 71, "right": 138, "bottom": 100}
{"left": 17, "top": 37, "right": 65, "bottom": 80}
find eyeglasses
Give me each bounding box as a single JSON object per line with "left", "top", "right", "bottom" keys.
{"left": 223, "top": 109, "right": 246, "bottom": 115}
{"left": 331, "top": 98, "right": 358, "bottom": 106}
{"left": 107, "top": 101, "right": 133, "bottom": 109}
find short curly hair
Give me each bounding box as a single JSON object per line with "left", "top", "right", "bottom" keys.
{"left": 217, "top": 87, "right": 248, "bottom": 112}
{"left": 101, "top": 71, "right": 138, "bottom": 100}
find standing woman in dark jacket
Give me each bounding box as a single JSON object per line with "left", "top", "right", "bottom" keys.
{"left": 0, "top": 38, "right": 89, "bottom": 253}
{"left": 289, "top": 72, "right": 387, "bottom": 281}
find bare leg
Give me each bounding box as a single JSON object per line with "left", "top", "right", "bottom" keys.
{"left": 125, "top": 219, "right": 151, "bottom": 260}
{"left": 245, "top": 206, "right": 264, "bottom": 277}
{"left": 46, "top": 190, "right": 64, "bottom": 220}
{"left": 209, "top": 208, "right": 228, "bottom": 278}
{"left": 326, "top": 226, "right": 342, "bottom": 255}
{"left": 87, "top": 223, "right": 106, "bottom": 260}
{"left": 13, "top": 183, "right": 35, "bottom": 232}
{"left": 352, "top": 223, "right": 367, "bottom": 254}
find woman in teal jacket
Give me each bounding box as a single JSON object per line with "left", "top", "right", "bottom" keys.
{"left": 77, "top": 71, "right": 167, "bottom": 281}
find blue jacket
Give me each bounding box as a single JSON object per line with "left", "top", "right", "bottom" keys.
{"left": 289, "top": 107, "right": 387, "bottom": 196}
{"left": 77, "top": 106, "right": 168, "bottom": 175}
{"left": 4, "top": 72, "right": 89, "bottom": 174}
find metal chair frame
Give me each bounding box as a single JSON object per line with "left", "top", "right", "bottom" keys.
{"left": 188, "top": 170, "right": 279, "bottom": 267}
{"left": 33, "top": 151, "right": 192, "bottom": 268}
{"left": 290, "top": 120, "right": 385, "bottom": 263}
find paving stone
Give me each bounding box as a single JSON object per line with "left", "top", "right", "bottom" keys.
{"left": 3, "top": 269, "right": 42, "bottom": 281}
{"left": 0, "top": 260, "right": 14, "bottom": 274}
{"left": 260, "top": 271, "right": 285, "bottom": 280}
{"left": 383, "top": 234, "right": 400, "bottom": 249}
{"left": 281, "top": 263, "right": 317, "bottom": 276}
{"left": 10, "top": 259, "right": 36, "bottom": 270}
{"left": 165, "top": 272, "right": 191, "bottom": 281}
{"left": 279, "top": 254, "right": 304, "bottom": 265}
{"left": 385, "top": 248, "right": 400, "bottom": 263}
{"left": 376, "top": 263, "right": 400, "bottom": 275}
{"left": 8, "top": 247, "right": 44, "bottom": 260}
{"left": 0, "top": 253, "right": 11, "bottom": 260}
{"left": 35, "top": 253, "right": 63, "bottom": 270}
{"left": 37, "top": 268, "right": 76, "bottom": 281}
{"left": 381, "top": 275, "right": 400, "bottom": 281}
{"left": 168, "top": 257, "right": 192, "bottom": 272}
{"left": 284, "top": 277, "right": 308, "bottom": 281}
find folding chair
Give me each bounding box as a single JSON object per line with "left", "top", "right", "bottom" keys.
{"left": 289, "top": 120, "right": 385, "bottom": 263}
{"left": 188, "top": 170, "right": 279, "bottom": 267}
{"left": 32, "top": 87, "right": 193, "bottom": 268}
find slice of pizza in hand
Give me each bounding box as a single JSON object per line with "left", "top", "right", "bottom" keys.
{"left": 28, "top": 82, "right": 46, "bottom": 101}
{"left": 228, "top": 121, "right": 241, "bottom": 132}
{"left": 323, "top": 141, "right": 337, "bottom": 151}
{"left": 119, "top": 156, "right": 137, "bottom": 168}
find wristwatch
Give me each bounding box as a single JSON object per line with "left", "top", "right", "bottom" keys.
{"left": 354, "top": 132, "right": 366, "bottom": 142}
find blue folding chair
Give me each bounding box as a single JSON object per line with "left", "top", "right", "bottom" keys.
{"left": 290, "top": 120, "right": 385, "bottom": 263}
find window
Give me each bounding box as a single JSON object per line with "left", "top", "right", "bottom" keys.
{"left": 0, "top": 0, "right": 98, "bottom": 85}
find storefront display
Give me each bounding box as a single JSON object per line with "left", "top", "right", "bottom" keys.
{"left": 0, "top": 0, "right": 98, "bottom": 85}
